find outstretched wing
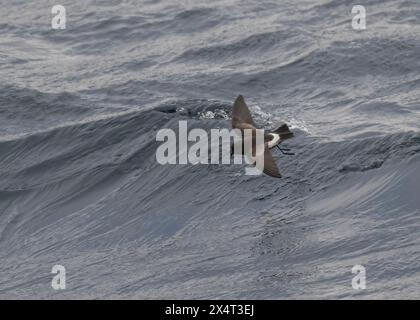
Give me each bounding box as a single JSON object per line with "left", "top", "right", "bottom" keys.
{"left": 232, "top": 95, "right": 256, "bottom": 128}
{"left": 262, "top": 147, "right": 282, "bottom": 178}
{"left": 251, "top": 145, "right": 282, "bottom": 178}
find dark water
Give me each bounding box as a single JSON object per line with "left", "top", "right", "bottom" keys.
{"left": 1, "top": 0, "right": 420, "bottom": 299}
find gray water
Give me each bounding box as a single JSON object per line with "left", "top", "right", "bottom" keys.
{"left": 1, "top": 0, "right": 420, "bottom": 299}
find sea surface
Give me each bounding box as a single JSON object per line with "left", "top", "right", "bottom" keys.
{"left": 1, "top": 0, "right": 420, "bottom": 299}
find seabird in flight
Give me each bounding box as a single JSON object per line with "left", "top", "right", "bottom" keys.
{"left": 231, "top": 95, "right": 294, "bottom": 178}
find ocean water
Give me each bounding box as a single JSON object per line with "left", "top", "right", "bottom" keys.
{"left": 1, "top": 0, "right": 420, "bottom": 299}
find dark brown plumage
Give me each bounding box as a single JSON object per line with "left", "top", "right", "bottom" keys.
{"left": 231, "top": 95, "right": 293, "bottom": 178}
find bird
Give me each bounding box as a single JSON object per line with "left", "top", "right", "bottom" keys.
{"left": 231, "top": 95, "right": 294, "bottom": 178}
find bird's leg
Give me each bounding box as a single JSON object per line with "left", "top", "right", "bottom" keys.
{"left": 276, "top": 145, "right": 295, "bottom": 155}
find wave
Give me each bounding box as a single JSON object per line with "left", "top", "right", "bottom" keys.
{"left": 1, "top": 99, "right": 419, "bottom": 298}
{"left": 2, "top": 0, "right": 420, "bottom": 299}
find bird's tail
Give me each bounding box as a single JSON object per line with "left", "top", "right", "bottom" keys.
{"left": 274, "top": 124, "right": 294, "bottom": 141}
